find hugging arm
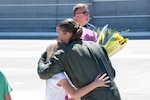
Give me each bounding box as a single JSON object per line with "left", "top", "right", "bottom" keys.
{"left": 37, "top": 51, "right": 50, "bottom": 79}
{"left": 37, "top": 51, "right": 64, "bottom": 80}
{"left": 59, "top": 73, "right": 110, "bottom": 100}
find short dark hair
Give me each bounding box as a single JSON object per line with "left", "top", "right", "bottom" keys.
{"left": 72, "top": 3, "right": 88, "bottom": 16}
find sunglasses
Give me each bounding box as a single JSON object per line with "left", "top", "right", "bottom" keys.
{"left": 76, "top": 10, "right": 89, "bottom": 15}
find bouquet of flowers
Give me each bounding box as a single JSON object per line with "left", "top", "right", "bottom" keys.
{"left": 96, "top": 24, "right": 129, "bottom": 57}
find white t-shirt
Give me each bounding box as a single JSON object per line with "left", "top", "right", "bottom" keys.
{"left": 44, "top": 72, "right": 68, "bottom": 100}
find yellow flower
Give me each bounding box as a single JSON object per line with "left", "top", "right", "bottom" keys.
{"left": 96, "top": 25, "right": 129, "bottom": 57}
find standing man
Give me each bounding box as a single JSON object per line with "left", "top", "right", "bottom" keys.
{"left": 73, "top": 3, "right": 98, "bottom": 42}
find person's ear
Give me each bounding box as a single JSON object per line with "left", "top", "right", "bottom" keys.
{"left": 66, "top": 32, "right": 72, "bottom": 39}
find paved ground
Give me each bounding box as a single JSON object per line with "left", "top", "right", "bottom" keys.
{"left": 0, "top": 39, "right": 150, "bottom": 100}
{"left": 0, "top": 31, "right": 150, "bottom": 39}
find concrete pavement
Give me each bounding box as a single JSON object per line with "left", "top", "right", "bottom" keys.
{"left": 110, "top": 40, "right": 150, "bottom": 100}
{"left": 0, "top": 31, "right": 150, "bottom": 39}
{"left": 0, "top": 39, "right": 150, "bottom": 100}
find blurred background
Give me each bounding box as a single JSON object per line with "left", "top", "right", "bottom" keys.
{"left": 0, "top": 0, "right": 149, "bottom": 39}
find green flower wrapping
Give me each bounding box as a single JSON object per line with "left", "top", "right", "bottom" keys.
{"left": 96, "top": 24, "right": 129, "bottom": 57}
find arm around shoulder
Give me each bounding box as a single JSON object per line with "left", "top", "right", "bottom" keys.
{"left": 37, "top": 51, "right": 51, "bottom": 80}
{"left": 37, "top": 51, "right": 65, "bottom": 80}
